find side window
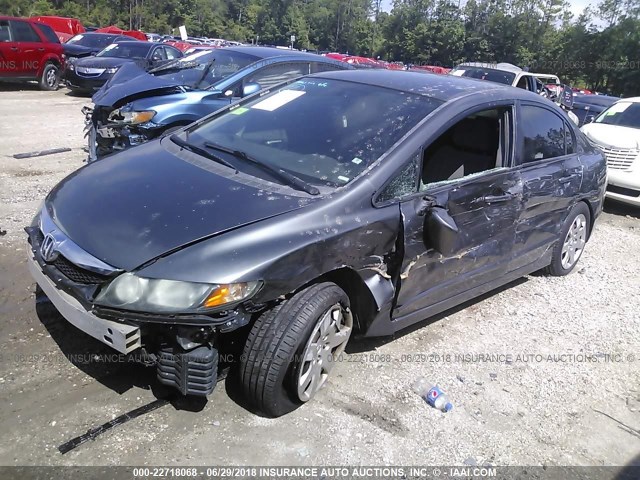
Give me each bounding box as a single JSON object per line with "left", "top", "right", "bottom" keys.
{"left": 151, "top": 47, "right": 166, "bottom": 61}
{"left": 164, "top": 46, "right": 180, "bottom": 60}
{"left": 10, "top": 21, "right": 41, "bottom": 43}
{"left": 0, "top": 20, "right": 11, "bottom": 42}
{"left": 378, "top": 154, "right": 419, "bottom": 203}
{"left": 420, "top": 107, "right": 510, "bottom": 189}
{"left": 520, "top": 105, "right": 565, "bottom": 163}
{"left": 565, "top": 122, "right": 575, "bottom": 154}
{"left": 33, "top": 24, "right": 59, "bottom": 43}
{"left": 245, "top": 62, "right": 309, "bottom": 89}
{"left": 311, "top": 62, "right": 346, "bottom": 73}
{"left": 515, "top": 76, "right": 529, "bottom": 90}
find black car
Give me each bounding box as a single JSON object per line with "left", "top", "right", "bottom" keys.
{"left": 571, "top": 93, "right": 620, "bottom": 126}
{"left": 63, "top": 32, "right": 132, "bottom": 60}
{"left": 65, "top": 41, "right": 182, "bottom": 94}
{"left": 27, "top": 70, "right": 606, "bottom": 417}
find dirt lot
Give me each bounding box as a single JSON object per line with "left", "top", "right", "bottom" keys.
{"left": 0, "top": 85, "right": 639, "bottom": 469}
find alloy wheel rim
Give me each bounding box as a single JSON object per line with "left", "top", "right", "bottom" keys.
{"left": 296, "top": 303, "right": 352, "bottom": 402}
{"left": 561, "top": 213, "right": 586, "bottom": 269}
{"left": 46, "top": 69, "right": 57, "bottom": 87}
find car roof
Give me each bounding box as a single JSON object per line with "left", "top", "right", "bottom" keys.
{"left": 456, "top": 62, "right": 523, "bottom": 74}
{"left": 115, "top": 40, "right": 158, "bottom": 46}
{"left": 613, "top": 96, "right": 640, "bottom": 103}
{"left": 310, "top": 69, "right": 527, "bottom": 102}
{"left": 573, "top": 94, "right": 620, "bottom": 106}
{"left": 224, "top": 45, "right": 334, "bottom": 61}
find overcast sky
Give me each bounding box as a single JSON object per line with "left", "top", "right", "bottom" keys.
{"left": 380, "top": 0, "right": 595, "bottom": 18}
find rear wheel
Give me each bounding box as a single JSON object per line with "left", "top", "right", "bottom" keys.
{"left": 239, "top": 282, "right": 352, "bottom": 417}
{"left": 546, "top": 202, "right": 590, "bottom": 276}
{"left": 39, "top": 63, "right": 59, "bottom": 91}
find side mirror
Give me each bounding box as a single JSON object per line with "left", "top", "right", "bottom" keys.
{"left": 585, "top": 114, "right": 596, "bottom": 124}
{"left": 242, "top": 82, "right": 261, "bottom": 97}
{"left": 425, "top": 206, "right": 460, "bottom": 256}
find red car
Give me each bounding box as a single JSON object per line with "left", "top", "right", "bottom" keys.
{"left": 0, "top": 16, "right": 64, "bottom": 90}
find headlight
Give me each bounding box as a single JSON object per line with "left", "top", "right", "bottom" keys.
{"left": 107, "top": 109, "right": 156, "bottom": 124}
{"left": 105, "top": 66, "right": 120, "bottom": 74}
{"left": 94, "top": 273, "right": 260, "bottom": 313}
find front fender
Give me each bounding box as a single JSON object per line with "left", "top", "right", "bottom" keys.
{"left": 136, "top": 187, "right": 401, "bottom": 306}
{"left": 39, "top": 53, "right": 63, "bottom": 76}
{"left": 129, "top": 92, "right": 227, "bottom": 127}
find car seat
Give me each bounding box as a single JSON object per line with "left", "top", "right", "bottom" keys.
{"left": 422, "top": 116, "right": 499, "bottom": 184}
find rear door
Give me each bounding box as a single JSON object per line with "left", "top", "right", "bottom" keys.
{"left": 508, "top": 102, "right": 583, "bottom": 271}
{"left": 8, "top": 20, "right": 43, "bottom": 77}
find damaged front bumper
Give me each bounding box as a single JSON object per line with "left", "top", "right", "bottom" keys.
{"left": 27, "top": 253, "right": 142, "bottom": 354}
{"left": 25, "top": 223, "right": 250, "bottom": 396}
{"left": 84, "top": 106, "right": 163, "bottom": 162}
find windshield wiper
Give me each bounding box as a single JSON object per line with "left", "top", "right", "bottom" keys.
{"left": 196, "top": 58, "right": 216, "bottom": 89}
{"left": 203, "top": 141, "right": 320, "bottom": 196}
{"left": 170, "top": 134, "right": 237, "bottom": 172}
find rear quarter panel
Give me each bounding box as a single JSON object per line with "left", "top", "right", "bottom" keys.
{"left": 576, "top": 128, "right": 607, "bottom": 220}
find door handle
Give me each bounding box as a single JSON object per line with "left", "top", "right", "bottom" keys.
{"left": 38, "top": 47, "right": 45, "bottom": 52}
{"left": 10, "top": 47, "right": 18, "bottom": 51}
{"left": 479, "top": 192, "right": 515, "bottom": 204}
{"left": 416, "top": 195, "right": 438, "bottom": 216}
{"left": 559, "top": 175, "right": 577, "bottom": 183}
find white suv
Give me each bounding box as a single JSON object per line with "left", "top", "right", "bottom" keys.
{"left": 581, "top": 97, "right": 640, "bottom": 207}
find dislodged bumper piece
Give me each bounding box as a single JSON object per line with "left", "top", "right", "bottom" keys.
{"left": 27, "top": 253, "right": 141, "bottom": 354}
{"left": 157, "top": 345, "right": 218, "bottom": 396}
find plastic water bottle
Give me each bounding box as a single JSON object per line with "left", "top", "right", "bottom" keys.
{"left": 412, "top": 377, "right": 453, "bottom": 412}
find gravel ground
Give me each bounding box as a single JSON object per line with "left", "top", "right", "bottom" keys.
{"left": 0, "top": 86, "right": 639, "bottom": 469}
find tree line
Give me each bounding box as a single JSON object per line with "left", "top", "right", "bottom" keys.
{"left": 3, "top": 0, "right": 640, "bottom": 96}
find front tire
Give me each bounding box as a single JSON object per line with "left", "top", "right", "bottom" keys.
{"left": 39, "top": 63, "right": 60, "bottom": 91}
{"left": 240, "top": 282, "right": 352, "bottom": 417}
{"left": 546, "top": 202, "right": 590, "bottom": 276}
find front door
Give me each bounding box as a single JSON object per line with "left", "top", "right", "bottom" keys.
{"left": 390, "top": 105, "right": 522, "bottom": 328}
{"left": 0, "top": 19, "right": 20, "bottom": 78}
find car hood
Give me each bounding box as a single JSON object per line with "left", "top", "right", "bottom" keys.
{"left": 63, "top": 44, "right": 97, "bottom": 58}
{"left": 92, "top": 62, "right": 191, "bottom": 108}
{"left": 76, "top": 56, "right": 137, "bottom": 70}
{"left": 581, "top": 123, "right": 640, "bottom": 150}
{"left": 45, "top": 139, "right": 313, "bottom": 271}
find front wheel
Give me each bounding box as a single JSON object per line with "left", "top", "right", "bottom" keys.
{"left": 239, "top": 282, "right": 353, "bottom": 417}
{"left": 39, "top": 63, "right": 60, "bottom": 91}
{"left": 546, "top": 202, "right": 590, "bottom": 276}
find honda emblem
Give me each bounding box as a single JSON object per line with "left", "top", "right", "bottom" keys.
{"left": 40, "top": 233, "right": 59, "bottom": 263}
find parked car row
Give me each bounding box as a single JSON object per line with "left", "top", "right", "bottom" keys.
{"left": 65, "top": 41, "right": 183, "bottom": 94}
{"left": 85, "top": 46, "right": 350, "bottom": 160}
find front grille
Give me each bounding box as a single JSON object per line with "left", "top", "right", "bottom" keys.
{"left": 596, "top": 144, "right": 638, "bottom": 171}
{"left": 53, "top": 255, "right": 110, "bottom": 284}
{"left": 607, "top": 184, "right": 640, "bottom": 198}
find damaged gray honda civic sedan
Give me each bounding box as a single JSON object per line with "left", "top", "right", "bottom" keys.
{"left": 26, "top": 70, "right": 606, "bottom": 416}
